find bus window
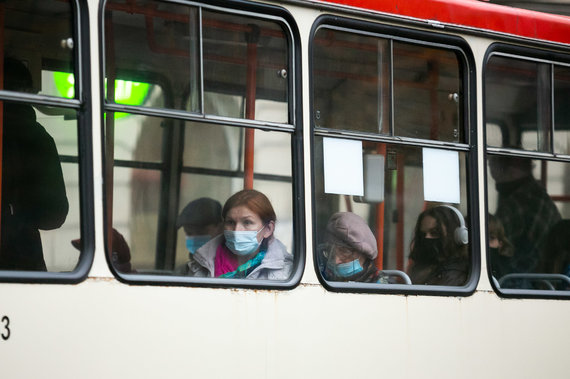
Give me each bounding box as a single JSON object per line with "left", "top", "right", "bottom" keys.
{"left": 312, "top": 19, "right": 475, "bottom": 292}
{"left": 485, "top": 49, "right": 570, "bottom": 295}
{"left": 486, "top": 56, "right": 552, "bottom": 152}
{"left": 0, "top": 0, "right": 87, "bottom": 279}
{"left": 393, "top": 42, "right": 463, "bottom": 142}
{"left": 104, "top": 0, "right": 300, "bottom": 286}
{"left": 313, "top": 28, "right": 390, "bottom": 134}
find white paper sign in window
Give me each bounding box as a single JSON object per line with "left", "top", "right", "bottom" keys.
{"left": 422, "top": 148, "right": 460, "bottom": 203}
{"left": 323, "top": 138, "right": 364, "bottom": 196}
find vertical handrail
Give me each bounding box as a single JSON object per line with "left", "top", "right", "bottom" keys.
{"left": 244, "top": 25, "right": 259, "bottom": 190}
{"left": 375, "top": 144, "right": 386, "bottom": 270}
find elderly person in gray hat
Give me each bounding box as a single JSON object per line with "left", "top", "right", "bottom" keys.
{"left": 322, "top": 212, "right": 386, "bottom": 283}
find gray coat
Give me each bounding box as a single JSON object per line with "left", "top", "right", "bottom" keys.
{"left": 185, "top": 234, "right": 293, "bottom": 280}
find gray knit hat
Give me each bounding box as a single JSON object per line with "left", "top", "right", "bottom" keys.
{"left": 325, "top": 212, "right": 378, "bottom": 259}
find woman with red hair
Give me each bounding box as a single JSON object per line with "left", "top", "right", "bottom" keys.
{"left": 185, "top": 189, "right": 292, "bottom": 280}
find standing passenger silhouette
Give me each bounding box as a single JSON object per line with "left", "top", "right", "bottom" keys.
{"left": 0, "top": 57, "right": 69, "bottom": 270}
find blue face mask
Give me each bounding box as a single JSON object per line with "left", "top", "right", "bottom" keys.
{"left": 333, "top": 259, "right": 364, "bottom": 278}
{"left": 186, "top": 235, "right": 211, "bottom": 256}
{"left": 224, "top": 225, "right": 265, "bottom": 256}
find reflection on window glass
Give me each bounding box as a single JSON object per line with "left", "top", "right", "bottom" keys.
{"left": 486, "top": 56, "right": 552, "bottom": 152}
{"left": 313, "top": 28, "right": 390, "bottom": 134}
{"left": 486, "top": 156, "right": 570, "bottom": 290}
{"left": 554, "top": 66, "right": 570, "bottom": 155}
{"left": 314, "top": 136, "right": 470, "bottom": 286}
{"left": 393, "top": 43, "right": 463, "bottom": 142}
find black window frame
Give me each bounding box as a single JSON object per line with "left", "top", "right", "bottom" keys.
{"left": 0, "top": 0, "right": 94, "bottom": 284}
{"left": 484, "top": 42, "right": 570, "bottom": 299}
{"left": 100, "top": 0, "right": 305, "bottom": 290}
{"left": 310, "top": 15, "right": 479, "bottom": 296}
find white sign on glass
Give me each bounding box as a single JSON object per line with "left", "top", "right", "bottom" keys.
{"left": 323, "top": 138, "right": 364, "bottom": 196}
{"left": 422, "top": 148, "right": 460, "bottom": 204}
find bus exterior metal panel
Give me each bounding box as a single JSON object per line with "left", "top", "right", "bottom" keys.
{"left": 0, "top": 1, "right": 569, "bottom": 378}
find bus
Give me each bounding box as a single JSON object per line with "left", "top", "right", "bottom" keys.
{"left": 0, "top": 0, "right": 569, "bottom": 377}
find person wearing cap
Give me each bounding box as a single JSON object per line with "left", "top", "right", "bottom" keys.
{"left": 322, "top": 212, "right": 386, "bottom": 283}
{"left": 177, "top": 197, "right": 224, "bottom": 259}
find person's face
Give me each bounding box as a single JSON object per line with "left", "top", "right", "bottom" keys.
{"left": 488, "top": 232, "right": 502, "bottom": 249}
{"left": 224, "top": 205, "right": 274, "bottom": 242}
{"left": 420, "top": 215, "right": 445, "bottom": 239}
{"left": 329, "top": 244, "right": 366, "bottom": 266}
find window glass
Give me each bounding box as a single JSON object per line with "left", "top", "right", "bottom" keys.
{"left": 202, "top": 10, "right": 289, "bottom": 123}
{"left": 486, "top": 56, "right": 552, "bottom": 152}
{"left": 105, "top": 1, "right": 290, "bottom": 124}
{"left": 487, "top": 156, "right": 569, "bottom": 290}
{"left": 313, "top": 136, "right": 470, "bottom": 286}
{"left": 0, "top": 0, "right": 82, "bottom": 274}
{"left": 108, "top": 114, "right": 295, "bottom": 279}
{"left": 105, "top": 0, "right": 200, "bottom": 111}
{"left": 3, "top": 1, "right": 76, "bottom": 98}
{"left": 393, "top": 43, "right": 463, "bottom": 142}
{"left": 313, "top": 28, "right": 390, "bottom": 134}
{"left": 554, "top": 66, "right": 570, "bottom": 155}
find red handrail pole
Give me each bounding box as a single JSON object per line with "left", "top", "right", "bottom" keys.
{"left": 244, "top": 32, "right": 257, "bottom": 190}
{"left": 375, "top": 144, "right": 386, "bottom": 270}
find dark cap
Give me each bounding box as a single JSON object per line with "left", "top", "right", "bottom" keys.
{"left": 326, "top": 212, "right": 378, "bottom": 260}
{"left": 176, "top": 197, "right": 222, "bottom": 229}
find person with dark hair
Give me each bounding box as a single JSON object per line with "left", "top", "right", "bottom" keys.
{"left": 184, "top": 189, "right": 292, "bottom": 280}
{"left": 407, "top": 205, "right": 469, "bottom": 286}
{"left": 487, "top": 213, "right": 514, "bottom": 280}
{"left": 177, "top": 197, "right": 224, "bottom": 258}
{"left": 321, "top": 212, "right": 386, "bottom": 283}
{"left": 0, "top": 57, "right": 68, "bottom": 271}
{"left": 489, "top": 155, "right": 561, "bottom": 276}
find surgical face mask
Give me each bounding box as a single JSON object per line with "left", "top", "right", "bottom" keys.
{"left": 333, "top": 259, "right": 364, "bottom": 278}
{"left": 224, "top": 225, "right": 265, "bottom": 256}
{"left": 186, "top": 235, "right": 211, "bottom": 256}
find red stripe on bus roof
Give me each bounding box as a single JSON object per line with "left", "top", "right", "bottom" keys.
{"left": 317, "top": 0, "right": 570, "bottom": 45}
